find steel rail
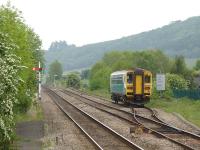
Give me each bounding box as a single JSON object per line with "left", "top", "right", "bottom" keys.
{"left": 46, "top": 89, "right": 103, "bottom": 150}
{"left": 142, "top": 106, "right": 166, "bottom": 123}
{"left": 69, "top": 87, "right": 110, "bottom": 101}
{"left": 46, "top": 87, "right": 143, "bottom": 150}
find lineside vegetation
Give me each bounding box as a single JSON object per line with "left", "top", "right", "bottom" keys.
{"left": 0, "top": 4, "right": 43, "bottom": 147}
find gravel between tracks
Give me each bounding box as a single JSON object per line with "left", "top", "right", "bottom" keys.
{"left": 57, "top": 90, "right": 183, "bottom": 150}
{"left": 41, "top": 88, "right": 96, "bottom": 150}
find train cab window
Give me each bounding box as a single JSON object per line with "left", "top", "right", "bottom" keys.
{"left": 145, "top": 75, "right": 151, "bottom": 83}
{"left": 127, "top": 73, "right": 133, "bottom": 84}
{"left": 111, "top": 76, "right": 123, "bottom": 84}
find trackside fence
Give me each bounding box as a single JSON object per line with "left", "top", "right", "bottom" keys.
{"left": 173, "top": 89, "right": 200, "bottom": 100}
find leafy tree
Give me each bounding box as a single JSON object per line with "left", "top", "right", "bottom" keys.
{"left": 194, "top": 59, "right": 200, "bottom": 70}
{"left": 80, "top": 69, "right": 90, "bottom": 79}
{"left": 66, "top": 73, "right": 81, "bottom": 89}
{"left": 90, "top": 62, "right": 112, "bottom": 90}
{"left": 166, "top": 73, "right": 189, "bottom": 90}
{"left": 89, "top": 50, "right": 172, "bottom": 90}
{"left": 49, "top": 41, "right": 69, "bottom": 51}
{"left": 0, "top": 4, "right": 43, "bottom": 113}
{"left": 171, "top": 56, "right": 187, "bottom": 76}
{"left": 48, "top": 60, "right": 63, "bottom": 83}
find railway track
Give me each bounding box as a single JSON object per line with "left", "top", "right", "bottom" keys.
{"left": 132, "top": 108, "right": 200, "bottom": 150}
{"left": 61, "top": 88, "right": 200, "bottom": 150}
{"left": 72, "top": 88, "right": 200, "bottom": 134}
{"left": 45, "top": 87, "right": 143, "bottom": 150}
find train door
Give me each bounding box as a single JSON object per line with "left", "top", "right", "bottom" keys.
{"left": 126, "top": 72, "right": 134, "bottom": 98}
{"left": 135, "top": 75, "right": 142, "bottom": 94}
{"left": 133, "top": 68, "right": 144, "bottom": 99}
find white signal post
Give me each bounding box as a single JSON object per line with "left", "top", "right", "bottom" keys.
{"left": 38, "top": 61, "right": 41, "bottom": 100}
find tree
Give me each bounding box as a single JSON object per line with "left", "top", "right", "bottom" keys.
{"left": 89, "top": 50, "right": 172, "bottom": 90}
{"left": 66, "top": 73, "right": 81, "bottom": 89}
{"left": 0, "top": 4, "right": 43, "bottom": 113}
{"left": 48, "top": 60, "right": 63, "bottom": 83}
{"left": 80, "top": 69, "right": 90, "bottom": 79}
{"left": 166, "top": 73, "right": 189, "bottom": 90}
{"left": 194, "top": 59, "right": 200, "bottom": 70}
{"left": 49, "top": 41, "right": 68, "bottom": 51}
{"left": 171, "top": 56, "right": 187, "bottom": 76}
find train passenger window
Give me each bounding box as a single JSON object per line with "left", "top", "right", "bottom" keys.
{"left": 127, "top": 73, "right": 133, "bottom": 84}
{"left": 145, "top": 76, "right": 151, "bottom": 83}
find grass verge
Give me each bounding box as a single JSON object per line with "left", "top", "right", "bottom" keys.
{"left": 147, "top": 98, "right": 200, "bottom": 127}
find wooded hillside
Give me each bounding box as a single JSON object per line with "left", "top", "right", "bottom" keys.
{"left": 45, "top": 16, "right": 200, "bottom": 71}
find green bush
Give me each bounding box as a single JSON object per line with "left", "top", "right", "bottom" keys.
{"left": 166, "top": 73, "right": 189, "bottom": 90}
{"left": 66, "top": 73, "right": 81, "bottom": 89}
{"left": 89, "top": 62, "right": 112, "bottom": 90}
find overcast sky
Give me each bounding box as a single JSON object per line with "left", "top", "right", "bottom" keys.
{"left": 1, "top": 0, "right": 200, "bottom": 49}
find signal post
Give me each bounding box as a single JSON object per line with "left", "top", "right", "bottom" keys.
{"left": 32, "top": 61, "right": 43, "bottom": 100}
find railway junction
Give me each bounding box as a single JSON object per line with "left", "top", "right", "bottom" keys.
{"left": 36, "top": 87, "right": 200, "bottom": 150}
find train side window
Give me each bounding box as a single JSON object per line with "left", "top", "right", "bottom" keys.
{"left": 127, "top": 73, "right": 133, "bottom": 84}
{"left": 145, "top": 75, "right": 151, "bottom": 83}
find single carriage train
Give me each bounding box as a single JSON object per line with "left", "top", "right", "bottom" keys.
{"left": 110, "top": 68, "right": 152, "bottom": 105}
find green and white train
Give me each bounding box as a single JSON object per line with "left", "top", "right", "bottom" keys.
{"left": 110, "top": 68, "right": 152, "bottom": 105}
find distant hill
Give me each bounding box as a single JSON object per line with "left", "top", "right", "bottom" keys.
{"left": 45, "top": 16, "right": 200, "bottom": 71}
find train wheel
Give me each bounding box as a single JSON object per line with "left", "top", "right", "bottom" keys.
{"left": 111, "top": 94, "right": 118, "bottom": 104}
{"left": 115, "top": 95, "right": 119, "bottom": 104}
{"left": 115, "top": 98, "right": 118, "bottom": 104}
{"left": 122, "top": 96, "right": 129, "bottom": 106}
{"left": 111, "top": 94, "right": 115, "bottom": 103}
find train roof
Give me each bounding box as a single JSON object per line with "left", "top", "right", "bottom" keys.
{"left": 111, "top": 68, "right": 151, "bottom": 77}
{"left": 111, "top": 70, "right": 132, "bottom": 76}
